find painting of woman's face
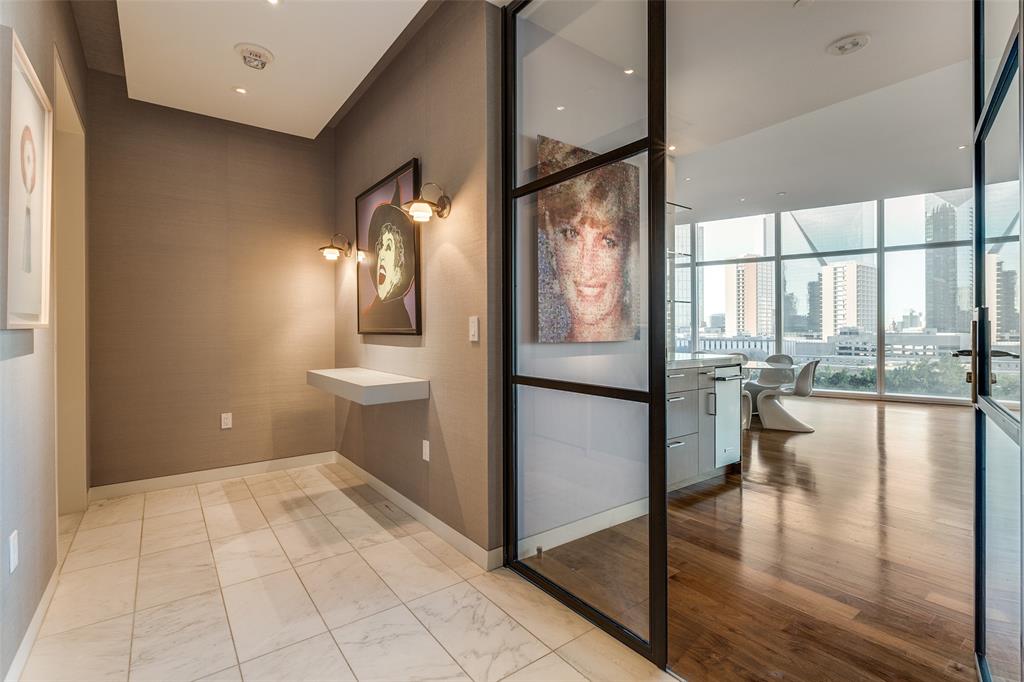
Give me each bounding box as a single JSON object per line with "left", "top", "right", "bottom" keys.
{"left": 548, "top": 189, "right": 628, "bottom": 331}
{"left": 374, "top": 224, "right": 405, "bottom": 302}
{"left": 536, "top": 136, "right": 639, "bottom": 344}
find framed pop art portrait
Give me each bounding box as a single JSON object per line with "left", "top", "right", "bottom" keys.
{"left": 0, "top": 26, "right": 52, "bottom": 329}
{"left": 536, "top": 135, "right": 640, "bottom": 343}
{"left": 355, "top": 159, "right": 422, "bottom": 335}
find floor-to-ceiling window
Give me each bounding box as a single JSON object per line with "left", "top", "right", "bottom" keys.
{"left": 671, "top": 187, "right": 1019, "bottom": 402}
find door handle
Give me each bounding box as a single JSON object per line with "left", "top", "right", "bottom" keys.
{"left": 952, "top": 349, "right": 973, "bottom": 357}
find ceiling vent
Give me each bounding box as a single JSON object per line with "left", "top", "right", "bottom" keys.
{"left": 235, "top": 43, "right": 275, "bottom": 71}
{"left": 826, "top": 34, "right": 871, "bottom": 57}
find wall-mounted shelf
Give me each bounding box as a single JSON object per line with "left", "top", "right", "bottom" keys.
{"left": 307, "top": 368, "right": 429, "bottom": 405}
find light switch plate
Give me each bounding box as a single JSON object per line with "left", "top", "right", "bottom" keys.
{"left": 9, "top": 530, "right": 18, "bottom": 574}
{"left": 220, "top": 413, "right": 232, "bottom": 430}
{"left": 422, "top": 440, "right": 430, "bottom": 462}
{"left": 469, "top": 316, "right": 480, "bottom": 342}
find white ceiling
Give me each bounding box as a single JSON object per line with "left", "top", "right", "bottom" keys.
{"left": 117, "top": 0, "right": 427, "bottom": 139}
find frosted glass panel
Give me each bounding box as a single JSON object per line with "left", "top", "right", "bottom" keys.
{"left": 516, "top": 152, "right": 649, "bottom": 390}
{"left": 516, "top": 385, "right": 649, "bottom": 639}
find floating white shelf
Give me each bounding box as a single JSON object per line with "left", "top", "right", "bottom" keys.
{"left": 306, "top": 367, "right": 430, "bottom": 406}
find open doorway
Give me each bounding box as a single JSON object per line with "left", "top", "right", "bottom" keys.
{"left": 52, "top": 49, "right": 87, "bottom": 515}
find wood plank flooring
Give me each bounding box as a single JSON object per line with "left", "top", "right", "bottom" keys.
{"left": 524, "top": 398, "right": 979, "bottom": 681}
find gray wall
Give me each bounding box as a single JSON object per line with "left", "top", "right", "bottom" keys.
{"left": 87, "top": 71, "right": 336, "bottom": 485}
{"left": 0, "top": 1, "right": 87, "bottom": 676}
{"left": 333, "top": 0, "right": 502, "bottom": 550}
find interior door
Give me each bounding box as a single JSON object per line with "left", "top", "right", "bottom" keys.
{"left": 974, "top": 3, "right": 1023, "bottom": 679}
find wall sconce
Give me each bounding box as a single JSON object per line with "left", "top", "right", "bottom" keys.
{"left": 319, "top": 234, "right": 353, "bottom": 261}
{"left": 402, "top": 182, "right": 451, "bottom": 223}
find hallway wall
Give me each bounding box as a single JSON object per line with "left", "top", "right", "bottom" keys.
{"left": 0, "top": 1, "right": 87, "bottom": 676}
{"left": 86, "top": 71, "right": 336, "bottom": 485}
{"left": 332, "top": 0, "right": 503, "bottom": 551}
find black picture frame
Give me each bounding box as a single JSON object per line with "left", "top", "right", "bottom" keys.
{"left": 355, "top": 158, "right": 423, "bottom": 335}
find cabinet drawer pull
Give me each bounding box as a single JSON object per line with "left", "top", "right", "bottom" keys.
{"left": 668, "top": 396, "right": 686, "bottom": 402}
{"left": 667, "top": 373, "right": 687, "bottom": 378}
{"left": 667, "top": 441, "right": 687, "bottom": 449}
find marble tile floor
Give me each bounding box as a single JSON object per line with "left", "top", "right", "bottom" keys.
{"left": 23, "top": 462, "right": 673, "bottom": 682}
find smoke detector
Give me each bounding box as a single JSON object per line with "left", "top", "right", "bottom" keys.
{"left": 235, "top": 43, "right": 274, "bottom": 71}
{"left": 826, "top": 34, "right": 870, "bottom": 56}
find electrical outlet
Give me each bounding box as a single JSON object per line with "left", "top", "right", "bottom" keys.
{"left": 220, "top": 412, "right": 232, "bottom": 430}
{"left": 468, "top": 316, "right": 480, "bottom": 342}
{"left": 9, "top": 530, "right": 18, "bottom": 574}
{"left": 422, "top": 440, "right": 430, "bottom": 462}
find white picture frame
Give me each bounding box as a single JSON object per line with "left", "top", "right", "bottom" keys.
{"left": 0, "top": 26, "right": 52, "bottom": 329}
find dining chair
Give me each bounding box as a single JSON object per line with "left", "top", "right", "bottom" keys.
{"left": 757, "top": 360, "right": 820, "bottom": 432}
{"left": 746, "top": 353, "right": 794, "bottom": 409}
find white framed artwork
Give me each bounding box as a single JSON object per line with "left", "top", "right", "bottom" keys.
{"left": 0, "top": 26, "right": 52, "bottom": 329}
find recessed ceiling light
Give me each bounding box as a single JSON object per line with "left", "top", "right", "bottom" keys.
{"left": 739, "top": 197, "right": 746, "bottom": 202}
{"left": 958, "top": 144, "right": 968, "bottom": 150}
{"left": 826, "top": 33, "right": 870, "bottom": 57}
{"left": 624, "top": 68, "right": 634, "bottom": 75}
{"left": 267, "top": 0, "right": 279, "bottom": 4}
{"left": 684, "top": 177, "right": 692, "bottom": 182}
{"left": 234, "top": 87, "right": 247, "bottom": 94}
{"left": 777, "top": 191, "right": 787, "bottom": 196}
{"left": 668, "top": 145, "right": 676, "bottom": 151}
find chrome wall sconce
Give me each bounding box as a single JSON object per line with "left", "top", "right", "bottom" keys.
{"left": 402, "top": 182, "right": 451, "bottom": 223}
{"left": 319, "top": 234, "right": 354, "bottom": 261}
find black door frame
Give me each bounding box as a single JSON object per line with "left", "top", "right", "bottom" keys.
{"left": 973, "top": 1, "right": 1024, "bottom": 679}
{"left": 501, "top": 0, "right": 669, "bottom": 668}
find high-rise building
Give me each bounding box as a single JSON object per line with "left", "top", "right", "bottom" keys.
{"left": 986, "top": 252, "right": 1021, "bottom": 341}
{"left": 725, "top": 259, "right": 773, "bottom": 336}
{"left": 925, "top": 203, "right": 960, "bottom": 331}
{"left": 821, "top": 261, "right": 877, "bottom": 338}
{"left": 807, "top": 276, "right": 822, "bottom": 335}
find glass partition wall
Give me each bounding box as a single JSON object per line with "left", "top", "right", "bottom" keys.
{"left": 503, "top": 0, "right": 668, "bottom": 665}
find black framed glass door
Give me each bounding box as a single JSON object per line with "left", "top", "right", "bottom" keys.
{"left": 974, "top": 2, "right": 1024, "bottom": 679}
{"left": 502, "top": 0, "right": 668, "bottom": 667}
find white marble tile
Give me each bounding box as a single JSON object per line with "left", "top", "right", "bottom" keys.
{"left": 468, "top": 568, "right": 592, "bottom": 648}
{"left": 412, "top": 530, "right": 485, "bottom": 580}
{"left": 211, "top": 528, "right": 291, "bottom": 586}
{"left": 58, "top": 532, "right": 74, "bottom": 566}
{"left": 287, "top": 467, "right": 343, "bottom": 494}
{"left": 198, "top": 478, "right": 252, "bottom": 506}
{"left": 41, "top": 557, "right": 138, "bottom": 637}
{"left": 22, "top": 614, "right": 133, "bottom": 682}
{"left": 272, "top": 515, "right": 353, "bottom": 566}
{"left": 253, "top": 490, "right": 321, "bottom": 526}
{"left": 204, "top": 498, "right": 269, "bottom": 539}
{"left": 137, "top": 541, "right": 220, "bottom": 610}
{"left": 409, "top": 582, "right": 548, "bottom": 682}
{"left": 79, "top": 494, "right": 144, "bottom": 531}
{"left": 130, "top": 590, "right": 237, "bottom": 682}
{"left": 359, "top": 537, "right": 462, "bottom": 602}
{"left": 144, "top": 485, "right": 200, "bottom": 518}
{"left": 331, "top": 605, "right": 469, "bottom": 682}
{"left": 341, "top": 481, "right": 386, "bottom": 507}
{"left": 198, "top": 666, "right": 242, "bottom": 682}
{"left": 244, "top": 471, "right": 298, "bottom": 498}
{"left": 141, "top": 506, "right": 208, "bottom": 555}
{"left": 59, "top": 511, "right": 83, "bottom": 535}
{"left": 295, "top": 552, "right": 400, "bottom": 629}
{"left": 502, "top": 653, "right": 588, "bottom": 682}
{"left": 375, "top": 501, "right": 428, "bottom": 536}
{"left": 63, "top": 519, "right": 141, "bottom": 573}
{"left": 307, "top": 489, "right": 359, "bottom": 515}
{"left": 239, "top": 632, "right": 355, "bottom": 682}
{"left": 325, "top": 505, "right": 401, "bottom": 549}
{"left": 222, "top": 569, "right": 327, "bottom": 662}
{"left": 556, "top": 628, "right": 674, "bottom": 682}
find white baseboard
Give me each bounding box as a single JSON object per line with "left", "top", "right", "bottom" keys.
{"left": 517, "top": 498, "right": 649, "bottom": 559}
{"left": 88, "top": 451, "right": 338, "bottom": 502}
{"left": 4, "top": 565, "right": 59, "bottom": 682}
{"left": 333, "top": 452, "right": 502, "bottom": 570}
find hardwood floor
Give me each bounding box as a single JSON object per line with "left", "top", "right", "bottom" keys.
{"left": 525, "top": 398, "right": 979, "bottom": 681}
